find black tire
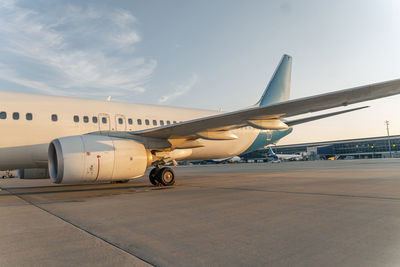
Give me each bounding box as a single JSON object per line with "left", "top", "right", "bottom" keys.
{"left": 115, "top": 180, "right": 129, "bottom": 183}
{"left": 149, "top": 168, "right": 159, "bottom": 186}
{"left": 157, "top": 167, "right": 175, "bottom": 186}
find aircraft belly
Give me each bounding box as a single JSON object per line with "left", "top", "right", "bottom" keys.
{"left": 0, "top": 144, "right": 46, "bottom": 170}
{"left": 0, "top": 122, "right": 85, "bottom": 170}
{"left": 186, "top": 130, "right": 259, "bottom": 160}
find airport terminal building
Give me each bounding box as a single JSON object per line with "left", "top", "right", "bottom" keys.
{"left": 243, "top": 135, "right": 400, "bottom": 160}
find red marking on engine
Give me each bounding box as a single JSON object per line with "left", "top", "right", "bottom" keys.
{"left": 97, "top": 155, "right": 101, "bottom": 158}
{"left": 95, "top": 158, "right": 101, "bottom": 180}
{"left": 86, "top": 152, "right": 91, "bottom": 156}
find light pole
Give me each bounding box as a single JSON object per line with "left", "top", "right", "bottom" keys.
{"left": 385, "top": 120, "right": 392, "bottom": 158}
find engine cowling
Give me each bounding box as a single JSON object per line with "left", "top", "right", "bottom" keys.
{"left": 48, "top": 135, "right": 150, "bottom": 184}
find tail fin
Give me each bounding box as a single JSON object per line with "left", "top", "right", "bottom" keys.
{"left": 257, "top": 54, "right": 292, "bottom": 107}
{"left": 267, "top": 146, "right": 278, "bottom": 159}
{"left": 267, "top": 146, "right": 275, "bottom": 155}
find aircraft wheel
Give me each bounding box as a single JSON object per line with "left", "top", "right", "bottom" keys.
{"left": 149, "top": 168, "right": 160, "bottom": 186}
{"left": 117, "top": 180, "right": 129, "bottom": 183}
{"left": 157, "top": 167, "right": 175, "bottom": 186}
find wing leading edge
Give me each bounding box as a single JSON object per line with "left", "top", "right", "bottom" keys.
{"left": 132, "top": 78, "right": 400, "bottom": 139}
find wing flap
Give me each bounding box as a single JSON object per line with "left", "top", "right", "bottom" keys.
{"left": 285, "top": 106, "right": 369, "bottom": 126}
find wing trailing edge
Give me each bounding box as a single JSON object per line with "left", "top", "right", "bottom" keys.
{"left": 284, "top": 106, "right": 369, "bottom": 126}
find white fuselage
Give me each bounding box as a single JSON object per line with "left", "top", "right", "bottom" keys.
{"left": 274, "top": 154, "right": 302, "bottom": 160}
{"left": 0, "top": 91, "right": 260, "bottom": 170}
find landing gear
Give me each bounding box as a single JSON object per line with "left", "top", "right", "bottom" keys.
{"left": 149, "top": 168, "right": 159, "bottom": 186}
{"left": 158, "top": 167, "right": 175, "bottom": 186}
{"left": 149, "top": 167, "right": 175, "bottom": 186}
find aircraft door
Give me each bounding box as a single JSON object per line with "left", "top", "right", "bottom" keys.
{"left": 115, "top": 114, "right": 126, "bottom": 131}
{"left": 98, "top": 113, "right": 111, "bottom": 132}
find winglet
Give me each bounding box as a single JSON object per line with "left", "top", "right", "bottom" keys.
{"left": 257, "top": 54, "right": 292, "bottom": 107}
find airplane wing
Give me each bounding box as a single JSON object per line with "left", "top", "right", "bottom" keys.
{"left": 131, "top": 78, "right": 400, "bottom": 139}
{"left": 284, "top": 106, "right": 369, "bottom": 126}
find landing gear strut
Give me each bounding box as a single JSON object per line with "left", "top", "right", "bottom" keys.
{"left": 149, "top": 167, "right": 175, "bottom": 186}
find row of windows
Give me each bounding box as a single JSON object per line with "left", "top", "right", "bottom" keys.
{"left": 72, "top": 116, "right": 179, "bottom": 126}
{"left": 0, "top": 111, "right": 180, "bottom": 126}
{"left": 0, "top": 112, "right": 33, "bottom": 120}
{"left": 136, "top": 119, "right": 177, "bottom": 126}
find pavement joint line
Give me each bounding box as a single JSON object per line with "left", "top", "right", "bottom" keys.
{"left": 187, "top": 185, "right": 400, "bottom": 201}
{"left": 3, "top": 187, "right": 155, "bottom": 267}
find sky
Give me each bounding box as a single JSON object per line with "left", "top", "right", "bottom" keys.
{"left": 0, "top": 0, "right": 400, "bottom": 145}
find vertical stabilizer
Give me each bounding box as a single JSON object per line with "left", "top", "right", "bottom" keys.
{"left": 267, "top": 146, "right": 279, "bottom": 160}
{"left": 267, "top": 146, "right": 276, "bottom": 156}
{"left": 257, "top": 54, "right": 292, "bottom": 107}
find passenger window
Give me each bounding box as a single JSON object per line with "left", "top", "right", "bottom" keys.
{"left": 0, "top": 111, "right": 6, "bottom": 119}
{"left": 153, "top": 120, "right": 157, "bottom": 126}
{"left": 166, "top": 120, "right": 171, "bottom": 125}
{"left": 51, "top": 114, "right": 58, "bottom": 122}
{"left": 13, "top": 112, "right": 19, "bottom": 120}
{"left": 145, "top": 119, "right": 149, "bottom": 125}
{"left": 83, "top": 116, "right": 89, "bottom": 123}
{"left": 128, "top": 118, "right": 133, "bottom": 125}
{"left": 137, "top": 119, "right": 142, "bottom": 125}
{"left": 102, "top": 117, "right": 107, "bottom": 124}
{"left": 118, "top": 118, "right": 123, "bottom": 124}
{"left": 26, "top": 113, "right": 32, "bottom": 120}
{"left": 160, "top": 120, "right": 164, "bottom": 126}
{"left": 73, "top": 115, "right": 79, "bottom": 123}
{"left": 92, "top": 116, "right": 98, "bottom": 123}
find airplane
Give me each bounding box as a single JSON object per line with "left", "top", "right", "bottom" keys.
{"left": 227, "top": 156, "right": 241, "bottom": 163}
{"left": 1, "top": 54, "right": 400, "bottom": 186}
{"left": 208, "top": 155, "right": 242, "bottom": 164}
{"left": 266, "top": 145, "right": 302, "bottom": 162}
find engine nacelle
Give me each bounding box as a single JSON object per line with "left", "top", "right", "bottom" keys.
{"left": 48, "top": 135, "right": 149, "bottom": 184}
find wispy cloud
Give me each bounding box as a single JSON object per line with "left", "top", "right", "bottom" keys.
{"left": 159, "top": 74, "right": 199, "bottom": 103}
{"left": 0, "top": 1, "right": 156, "bottom": 99}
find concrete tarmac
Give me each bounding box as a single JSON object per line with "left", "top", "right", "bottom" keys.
{"left": 1, "top": 159, "right": 400, "bottom": 266}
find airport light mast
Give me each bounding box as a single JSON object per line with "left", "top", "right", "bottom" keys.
{"left": 385, "top": 120, "right": 392, "bottom": 158}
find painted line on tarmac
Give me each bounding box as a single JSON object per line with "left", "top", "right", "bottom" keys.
{"left": 187, "top": 185, "right": 400, "bottom": 201}
{"left": 3, "top": 188, "right": 155, "bottom": 267}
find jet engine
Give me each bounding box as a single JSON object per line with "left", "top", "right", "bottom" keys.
{"left": 48, "top": 135, "right": 151, "bottom": 184}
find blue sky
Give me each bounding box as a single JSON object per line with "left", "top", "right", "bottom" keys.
{"left": 1, "top": 0, "right": 400, "bottom": 144}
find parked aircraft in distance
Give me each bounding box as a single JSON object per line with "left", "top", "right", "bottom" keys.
{"left": 266, "top": 146, "right": 303, "bottom": 162}
{"left": 211, "top": 155, "right": 242, "bottom": 164}
{"left": 1, "top": 54, "right": 400, "bottom": 186}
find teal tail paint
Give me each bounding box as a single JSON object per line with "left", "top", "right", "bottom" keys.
{"left": 243, "top": 128, "right": 293, "bottom": 154}
{"left": 256, "top": 54, "right": 292, "bottom": 107}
